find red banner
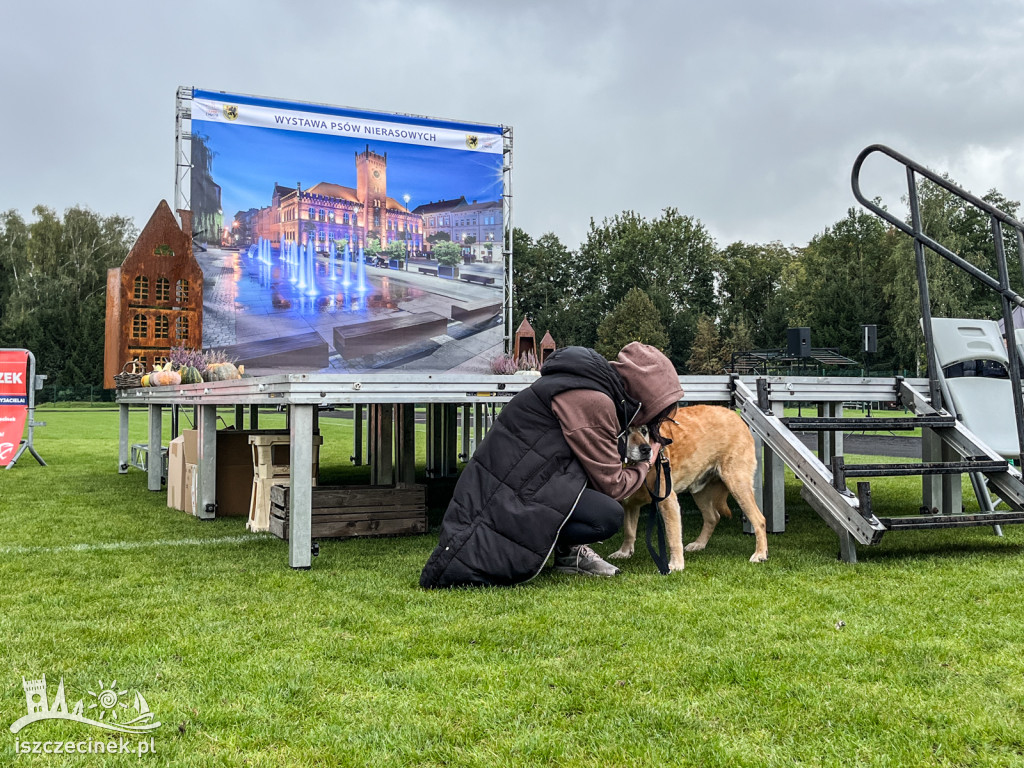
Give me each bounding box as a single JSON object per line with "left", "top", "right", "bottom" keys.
{"left": 0, "top": 349, "right": 29, "bottom": 466}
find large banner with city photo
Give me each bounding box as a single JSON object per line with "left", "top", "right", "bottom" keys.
{"left": 187, "top": 88, "right": 506, "bottom": 375}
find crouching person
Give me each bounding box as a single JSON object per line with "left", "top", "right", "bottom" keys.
{"left": 420, "top": 342, "right": 684, "bottom": 588}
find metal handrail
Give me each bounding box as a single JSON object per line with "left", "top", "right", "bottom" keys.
{"left": 851, "top": 144, "right": 1024, "bottom": 464}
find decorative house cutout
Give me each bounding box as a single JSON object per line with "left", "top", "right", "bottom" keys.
{"left": 103, "top": 201, "right": 203, "bottom": 387}
{"left": 539, "top": 331, "right": 556, "bottom": 364}
{"left": 513, "top": 317, "right": 536, "bottom": 363}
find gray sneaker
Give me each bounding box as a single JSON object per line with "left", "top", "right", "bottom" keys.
{"left": 553, "top": 545, "right": 621, "bottom": 577}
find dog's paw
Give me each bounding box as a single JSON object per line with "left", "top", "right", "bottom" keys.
{"left": 684, "top": 541, "right": 706, "bottom": 553}
{"left": 749, "top": 552, "right": 768, "bottom": 563}
{"left": 607, "top": 547, "right": 633, "bottom": 560}
{"left": 668, "top": 558, "right": 685, "bottom": 572}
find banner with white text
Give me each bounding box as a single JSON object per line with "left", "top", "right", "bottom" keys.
{"left": 0, "top": 349, "right": 29, "bottom": 466}
{"left": 187, "top": 88, "right": 507, "bottom": 376}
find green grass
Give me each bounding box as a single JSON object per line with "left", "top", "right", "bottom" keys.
{"left": 1, "top": 409, "right": 1024, "bottom": 766}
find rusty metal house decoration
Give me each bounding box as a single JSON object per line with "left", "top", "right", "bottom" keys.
{"left": 103, "top": 202, "right": 203, "bottom": 388}
{"left": 513, "top": 317, "right": 536, "bottom": 363}
{"left": 539, "top": 331, "right": 556, "bottom": 364}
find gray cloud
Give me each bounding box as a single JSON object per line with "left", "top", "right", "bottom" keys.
{"left": 3, "top": 0, "right": 1023, "bottom": 251}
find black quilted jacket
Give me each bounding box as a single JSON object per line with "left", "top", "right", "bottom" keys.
{"left": 419, "top": 347, "right": 639, "bottom": 588}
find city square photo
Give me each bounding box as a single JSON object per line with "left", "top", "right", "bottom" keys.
{"left": 186, "top": 89, "right": 508, "bottom": 375}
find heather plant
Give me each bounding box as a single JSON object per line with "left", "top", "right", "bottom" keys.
{"left": 489, "top": 353, "right": 519, "bottom": 375}
{"left": 517, "top": 350, "right": 540, "bottom": 371}
{"left": 169, "top": 345, "right": 207, "bottom": 373}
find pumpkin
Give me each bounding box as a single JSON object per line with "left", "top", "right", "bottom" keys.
{"left": 179, "top": 365, "right": 203, "bottom": 385}
{"left": 150, "top": 362, "right": 181, "bottom": 388}
{"left": 205, "top": 362, "right": 242, "bottom": 381}
{"left": 141, "top": 374, "right": 151, "bottom": 387}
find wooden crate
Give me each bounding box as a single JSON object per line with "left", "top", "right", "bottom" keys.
{"left": 268, "top": 484, "right": 427, "bottom": 540}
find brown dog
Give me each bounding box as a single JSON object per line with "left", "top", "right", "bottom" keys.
{"left": 608, "top": 405, "right": 768, "bottom": 571}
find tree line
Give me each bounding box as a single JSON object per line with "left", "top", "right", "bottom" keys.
{"left": 515, "top": 180, "right": 1021, "bottom": 374}
{"left": 0, "top": 173, "right": 1018, "bottom": 389}
{"left": 0, "top": 206, "right": 135, "bottom": 393}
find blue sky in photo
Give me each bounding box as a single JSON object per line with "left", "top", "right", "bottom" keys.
{"left": 193, "top": 120, "right": 504, "bottom": 219}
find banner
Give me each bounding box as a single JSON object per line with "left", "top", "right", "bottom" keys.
{"left": 0, "top": 349, "right": 29, "bottom": 466}
{"left": 186, "top": 89, "right": 507, "bottom": 376}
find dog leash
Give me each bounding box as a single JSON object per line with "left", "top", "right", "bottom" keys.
{"left": 645, "top": 452, "right": 674, "bottom": 576}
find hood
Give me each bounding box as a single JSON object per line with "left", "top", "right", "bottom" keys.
{"left": 609, "top": 342, "right": 685, "bottom": 424}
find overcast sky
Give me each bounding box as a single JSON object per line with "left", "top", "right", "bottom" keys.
{"left": 4, "top": 0, "right": 1024, "bottom": 250}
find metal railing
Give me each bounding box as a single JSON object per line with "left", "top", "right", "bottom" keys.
{"left": 852, "top": 144, "right": 1024, "bottom": 463}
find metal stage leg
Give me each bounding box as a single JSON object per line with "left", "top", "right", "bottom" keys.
{"left": 762, "top": 401, "right": 786, "bottom": 533}
{"left": 249, "top": 404, "right": 259, "bottom": 431}
{"left": 426, "top": 404, "right": 442, "bottom": 477}
{"left": 922, "top": 427, "right": 941, "bottom": 513}
{"left": 235, "top": 405, "right": 244, "bottom": 429}
{"left": 460, "top": 404, "right": 471, "bottom": 461}
{"left": 352, "top": 404, "right": 363, "bottom": 465}
{"left": 171, "top": 405, "right": 180, "bottom": 440}
{"left": 395, "top": 404, "right": 416, "bottom": 486}
{"left": 119, "top": 403, "right": 130, "bottom": 473}
{"left": 941, "top": 438, "right": 963, "bottom": 516}
{"left": 442, "top": 404, "right": 458, "bottom": 476}
{"left": 289, "top": 404, "right": 314, "bottom": 569}
{"left": 195, "top": 405, "right": 217, "bottom": 520}
{"left": 838, "top": 529, "right": 858, "bottom": 564}
{"left": 147, "top": 404, "right": 163, "bottom": 492}
{"left": 370, "top": 404, "right": 395, "bottom": 486}
{"left": 474, "top": 403, "right": 485, "bottom": 454}
{"left": 817, "top": 402, "right": 844, "bottom": 462}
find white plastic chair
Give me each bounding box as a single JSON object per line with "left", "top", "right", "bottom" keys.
{"left": 930, "top": 317, "right": 1020, "bottom": 459}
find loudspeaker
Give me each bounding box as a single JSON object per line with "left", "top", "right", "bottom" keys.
{"left": 787, "top": 327, "right": 811, "bottom": 358}
{"left": 862, "top": 324, "right": 877, "bottom": 354}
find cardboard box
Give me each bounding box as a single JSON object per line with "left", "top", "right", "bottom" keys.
{"left": 180, "top": 429, "right": 293, "bottom": 518}
{"left": 167, "top": 435, "right": 186, "bottom": 510}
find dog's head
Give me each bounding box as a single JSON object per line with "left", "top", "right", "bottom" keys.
{"left": 624, "top": 424, "right": 654, "bottom": 464}
{"left": 624, "top": 406, "right": 679, "bottom": 464}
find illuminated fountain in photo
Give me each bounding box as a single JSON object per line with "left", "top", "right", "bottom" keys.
{"left": 328, "top": 240, "right": 337, "bottom": 281}
{"left": 342, "top": 241, "right": 352, "bottom": 286}
{"left": 305, "top": 238, "right": 318, "bottom": 296}
{"left": 356, "top": 245, "right": 368, "bottom": 292}
{"left": 296, "top": 239, "right": 309, "bottom": 290}
{"left": 288, "top": 240, "right": 299, "bottom": 283}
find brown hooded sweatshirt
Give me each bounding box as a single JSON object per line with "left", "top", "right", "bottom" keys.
{"left": 550, "top": 342, "right": 684, "bottom": 501}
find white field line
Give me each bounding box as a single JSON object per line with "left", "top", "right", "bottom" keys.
{"left": 0, "top": 534, "right": 270, "bottom": 557}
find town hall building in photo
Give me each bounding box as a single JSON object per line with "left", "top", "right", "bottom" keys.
{"left": 240, "top": 145, "right": 424, "bottom": 255}
{"left": 235, "top": 144, "right": 501, "bottom": 260}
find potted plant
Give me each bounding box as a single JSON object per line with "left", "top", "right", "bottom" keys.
{"left": 386, "top": 239, "right": 407, "bottom": 270}
{"left": 433, "top": 241, "right": 462, "bottom": 279}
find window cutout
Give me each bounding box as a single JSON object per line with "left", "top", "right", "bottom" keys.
{"left": 176, "top": 316, "right": 190, "bottom": 340}
{"left": 154, "top": 244, "right": 174, "bottom": 257}
{"left": 176, "top": 279, "right": 189, "bottom": 303}
{"left": 154, "top": 316, "right": 169, "bottom": 339}
{"left": 132, "top": 314, "right": 148, "bottom": 338}
{"left": 154, "top": 355, "right": 169, "bottom": 368}
{"left": 155, "top": 277, "right": 170, "bottom": 301}
{"left": 133, "top": 275, "right": 149, "bottom": 301}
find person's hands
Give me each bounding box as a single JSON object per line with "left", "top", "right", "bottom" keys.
{"left": 648, "top": 439, "right": 662, "bottom": 462}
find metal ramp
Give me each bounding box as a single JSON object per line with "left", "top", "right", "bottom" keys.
{"left": 730, "top": 375, "right": 1024, "bottom": 562}
{"left": 734, "top": 144, "right": 1024, "bottom": 561}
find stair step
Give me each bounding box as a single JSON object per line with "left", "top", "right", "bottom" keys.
{"left": 841, "top": 460, "right": 1008, "bottom": 478}
{"left": 878, "top": 511, "right": 1024, "bottom": 531}
{"left": 781, "top": 416, "right": 956, "bottom": 432}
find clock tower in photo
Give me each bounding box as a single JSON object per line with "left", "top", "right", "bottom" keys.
{"left": 355, "top": 145, "right": 388, "bottom": 242}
